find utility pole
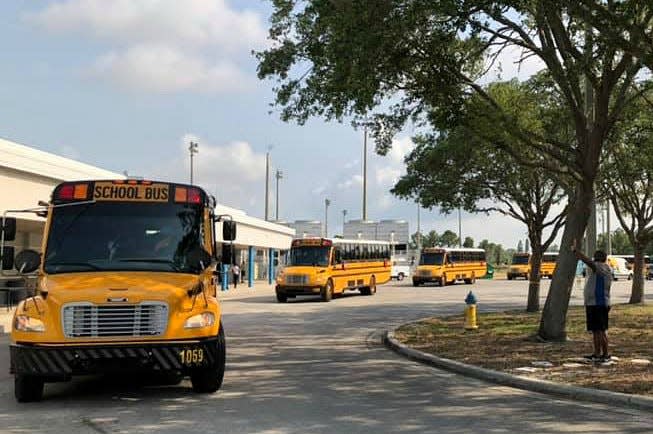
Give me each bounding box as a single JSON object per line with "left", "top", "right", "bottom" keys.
{"left": 324, "top": 198, "right": 331, "bottom": 237}
{"left": 458, "top": 207, "right": 462, "bottom": 248}
{"left": 275, "top": 169, "right": 283, "bottom": 221}
{"left": 362, "top": 123, "right": 368, "bottom": 220}
{"left": 606, "top": 200, "right": 612, "bottom": 254}
{"left": 416, "top": 202, "right": 421, "bottom": 251}
{"left": 188, "top": 141, "right": 198, "bottom": 184}
{"left": 265, "top": 149, "right": 271, "bottom": 221}
{"left": 342, "top": 209, "right": 347, "bottom": 235}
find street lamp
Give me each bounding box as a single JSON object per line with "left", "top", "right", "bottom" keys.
{"left": 342, "top": 209, "right": 347, "bottom": 235}
{"left": 324, "top": 198, "right": 331, "bottom": 238}
{"left": 362, "top": 122, "right": 368, "bottom": 220}
{"left": 188, "top": 141, "right": 199, "bottom": 184}
{"left": 275, "top": 169, "right": 283, "bottom": 221}
{"left": 265, "top": 147, "right": 272, "bottom": 221}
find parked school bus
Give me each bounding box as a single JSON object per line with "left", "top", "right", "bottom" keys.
{"left": 275, "top": 238, "right": 391, "bottom": 302}
{"left": 540, "top": 252, "right": 558, "bottom": 278}
{"left": 1, "top": 180, "right": 234, "bottom": 402}
{"left": 412, "top": 248, "right": 486, "bottom": 287}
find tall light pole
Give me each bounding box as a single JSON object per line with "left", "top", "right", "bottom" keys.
{"left": 362, "top": 123, "right": 368, "bottom": 220}
{"left": 275, "top": 169, "right": 283, "bottom": 221}
{"left": 324, "top": 198, "right": 331, "bottom": 238}
{"left": 606, "top": 200, "right": 612, "bottom": 254}
{"left": 416, "top": 202, "right": 421, "bottom": 251}
{"left": 265, "top": 148, "right": 271, "bottom": 221}
{"left": 458, "top": 207, "right": 462, "bottom": 247}
{"left": 188, "top": 141, "right": 198, "bottom": 184}
{"left": 342, "top": 209, "right": 347, "bottom": 235}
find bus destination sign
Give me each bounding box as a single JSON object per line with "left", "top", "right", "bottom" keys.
{"left": 93, "top": 182, "right": 170, "bottom": 202}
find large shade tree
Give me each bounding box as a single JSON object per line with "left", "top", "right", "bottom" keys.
{"left": 393, "top": 79, "right": 568, "bottom": 312}
{"left": 257, "top": 1, "right": 652, "bottom": 340}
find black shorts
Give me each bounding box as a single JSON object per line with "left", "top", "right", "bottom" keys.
{"left": 586, "top": 305, "right": 610, "bottom": 332}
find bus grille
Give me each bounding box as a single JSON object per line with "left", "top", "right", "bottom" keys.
{"left": 62, "top": 302, "right": 169, "bottom": 338}
{"left": 419, "top": 269, "right": 432, "bottom": 276}
{"left": 285, "top": 274, "right": 309, "bottom": 285}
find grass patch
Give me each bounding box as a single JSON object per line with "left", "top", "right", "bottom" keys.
{"left": 395, "top": 304, "right": 653, "bottom": 395}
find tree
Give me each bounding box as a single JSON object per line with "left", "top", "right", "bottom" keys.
{"left": 600, "top": 92, "right": 653, "bottom": 303}
{"left": 463, "top": 237, "right": 475, "bottom": 248}
{"left": 599, "top": 229, "right": 633, "bottom": 255}
{"left": 438, "top": 230, "right": 459, "bottom": 248}
{"left": 257, "top": 1, "right": 651, "bottom": 340}
{"left": 424, "top": 230, "right": 439, "bottom": 248}
{"left": 409, "top": 231, "right": 424, "bottom": 250}
{"left": 517, "top": 240, "right": 524, "bottom": 253}
{"left": 392, "top": 80, "right": 567, "bottom": 312}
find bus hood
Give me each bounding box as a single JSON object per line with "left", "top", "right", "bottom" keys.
{"left": 40, "top": 272, "right": 200, "bottom": 304}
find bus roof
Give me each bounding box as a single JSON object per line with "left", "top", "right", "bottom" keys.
{"left": 422, "top": 247, "right": 485, "bottom": 253}
{"left": 292, "top": 237, "right": 390, "bottom": 247}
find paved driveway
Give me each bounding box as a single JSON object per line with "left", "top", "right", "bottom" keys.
{"left": 0, "top": 279, "right": 651, "bottom": 433}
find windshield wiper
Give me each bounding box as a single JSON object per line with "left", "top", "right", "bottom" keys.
{"left": 118, "top": 258, "right": 181, "bottom": 271}
{"left": 45, "top": 261, "right": 101, "bottom": 270}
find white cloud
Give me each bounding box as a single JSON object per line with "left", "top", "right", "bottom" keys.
{"left": 337, "top": 175, "right": 363, "bottom": 191}
{"left": 140, "top": 134, "right": 266, "bottom": 210}
{"left": 375, "top": 166, "right": 401, "bottom": 186}
{"left": 483, "top": 45, "right": 545, "bottom": 83}
{"left": 88, "top": 44, "right": 250, "bottom": 93}
{"left": 26, "top": 0, "right": 267, "bottom": 93}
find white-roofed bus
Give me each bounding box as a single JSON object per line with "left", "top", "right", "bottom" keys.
{"left": 275, "top": 238, "right": 391, "bottom": 302}
{"left": 412, "top": 247, "right": 486, "bottom": 286}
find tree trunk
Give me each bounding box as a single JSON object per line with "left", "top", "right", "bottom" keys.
{"left": 630, "top": 243, "right": 645, "bottom": 304}
{"left": 538, "top": 183, "right": 593, "bottom": 341}
{"left": 527, "top": 247, "right": 543, "bottom": 312}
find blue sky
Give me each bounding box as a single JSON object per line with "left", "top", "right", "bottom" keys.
{"left": 0, "top": 0, "right": 542, "bottom": 248}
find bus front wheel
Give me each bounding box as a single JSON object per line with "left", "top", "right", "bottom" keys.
{"left": 15, "top": 375, "right": 44, "bottom": 403}
{"left": 321, "top": 280, "right": 333, "bottom": 302}
{"left": 276, "top": 292, "right": 288, "bottom": 303}
{"left": 440, "top": 275, "right": 447, "bottom": 287}
{"left": 191, "top": 325, "right": 226, "bottom": 394}
{"left": 361, "top": 276, "right": 376, "bottom": 295}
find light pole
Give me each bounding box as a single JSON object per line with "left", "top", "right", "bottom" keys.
{"left": 265, "top": 148, "right": 271, "bottom": 221}
{"left": 275, "top": 169, "right": 283, "bottom": 221}
{"left": 390, "top": 231, "right": 395, "bottom": 256}
{"left": 188, "top": 141, "right": 198, "bottom": 184}
{"left": 458, "top": 207, "right": 462, "bottom": 247}
{"left": 342, "top": 209, "right": 347, "bottom": 235}
{"left": 324, "top": 198, "right": 331, "bottom": 238}
{"left": 416, "top": 202, "right": 421, "bottom": 251}
{"left": 362, "top": 123, "right": 368, "bottom": 220}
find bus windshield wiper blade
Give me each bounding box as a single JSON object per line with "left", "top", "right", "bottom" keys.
{"left": 46, "top": 261, "right": 101, "bottom": 270}
{"left": 118, "top": 258, "right": 181, "bottom": 271}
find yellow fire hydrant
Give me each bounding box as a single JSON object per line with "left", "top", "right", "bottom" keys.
{"left": 464, "top": 291, "right": 478, "bottom": 330}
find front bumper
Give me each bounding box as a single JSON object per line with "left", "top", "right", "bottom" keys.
{"left": 276, "top": 285, "right": 322, "bottom": 296}
{"left": 10, "top": 336, "right": 221, "bottom": 379}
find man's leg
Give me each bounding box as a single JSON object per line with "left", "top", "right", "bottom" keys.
{"left": 592, "top": 332, "right": 601, "bottom": 357}
{"left": 600, "top": 331, "right": 609, "bottom": 357}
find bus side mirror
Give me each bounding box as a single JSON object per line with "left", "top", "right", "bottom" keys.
{"left": 223, "top": 221, "right": 237, "bottom": 241}
{"left": 14, "top": 249, "right": 40, "bottom": 274}
{"left": 221, "top": 244, "right": 233, "bottom": 264}
{"left": 2, "top": 217, "right": 16, "bottom": 242}
{"left": 1, "top": 246, "right": 14, "bottom": 270}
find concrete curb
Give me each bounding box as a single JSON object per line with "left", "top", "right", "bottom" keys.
{"left": 384, "top": 329, "right": 653, "bottom": 411}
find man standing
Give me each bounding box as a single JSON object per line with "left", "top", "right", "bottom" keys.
{"left": 572, "top": 240, "right": 613, "bottom": 362}
{"left": 231, "top": 263, "right": 240, "bottom": 289}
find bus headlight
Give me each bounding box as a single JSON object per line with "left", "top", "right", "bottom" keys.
{"left": 14, "top": 315, "right": 45, "bottom": 332}
{"left": 184, "top": 312, "right": 215, "bottom": 329}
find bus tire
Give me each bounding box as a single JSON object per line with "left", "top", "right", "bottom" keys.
{"left": 440, "top": 275, "right": 447, "bottom": 287}
{"left": 321, "top": 279, "right": 333, "bottom": 302}
{"left": 191, "top": 325, "right": 226, "bottom": 394}
{"left": 276, "top": 292, "right": 288, "bottom": 303}
{"left": 412, "top": 279, "right": 419, "bottom": 287}
{"left": 507, "top": 274, "right": 513, "bottom": 281}
{"left": 15, "top": 375, "right": 44, "bottom": 403}
{"left": 369, "top": 276, "right": 377, "bottom": 295}
{"left": 464, "top": 274, "right": 475, "bottom": 284}
{"left": 397, "top": 273, "right": 405, "bottom": 281}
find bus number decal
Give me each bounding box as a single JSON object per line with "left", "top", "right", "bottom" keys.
{"left": 179, "top": 348, "right": 204, "bottom": 365}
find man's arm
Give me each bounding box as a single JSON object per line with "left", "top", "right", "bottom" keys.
{"left": 571, "top": 240, "right": 597, "bottom": 272}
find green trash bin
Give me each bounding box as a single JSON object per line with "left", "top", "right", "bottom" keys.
{"left": 484, "top": 263, "right": 494, "bottom": 279}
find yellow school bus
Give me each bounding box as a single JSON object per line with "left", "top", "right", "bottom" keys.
{"left": 412, "top": 247, "right": 486, "bottom": 286}
{"left": 275, "top": 238, "right": 391, "bottom": 302}
{"left": 2, "top": 179, "right": 232, "bottom": 402}
{"left": 507, "top": 253, "right": 530, "bottom": 280}
{"left": 540, "top": 252, "right": 558, "bottom": 278}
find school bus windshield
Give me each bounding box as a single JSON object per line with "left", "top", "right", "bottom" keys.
{"left": 289, "top": 246, "right": 330, "bottom": 267}
{"left": 512, "top": 255, "right": 529, "bottom": 265}
{"left": 44, "top": 201, "right": 203, "bottom": 274}
{"left": 420, "top": 252, "right": 444, "bottom": 266}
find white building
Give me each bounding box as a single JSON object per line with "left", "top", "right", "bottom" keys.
{"left": 285, "top": 220, "right": 323, "bottom": 238}
{"left": 344, "top": 219, "right": 409, "bottom": 246}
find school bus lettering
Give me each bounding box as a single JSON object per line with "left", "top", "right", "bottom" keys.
{"left": 92, "top": 182, "right": 169, "bottom": 202}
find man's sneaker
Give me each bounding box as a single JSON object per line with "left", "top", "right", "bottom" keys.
{"left": 600, "top": 354, "right": 612, "bottom": 362}
{"left": 584, "top": 354, "right": 600, "bottom": 362}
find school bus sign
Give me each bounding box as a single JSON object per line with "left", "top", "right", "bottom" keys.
{"left": 92, "top": 181, "right": 170, "bottom": 202}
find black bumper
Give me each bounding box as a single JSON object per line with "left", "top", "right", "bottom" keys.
{"left": 10, "top": 337, "right": 221, "bottom": 378}
{"left": 276, "top": 285, "right": 322, "bottom": 296}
